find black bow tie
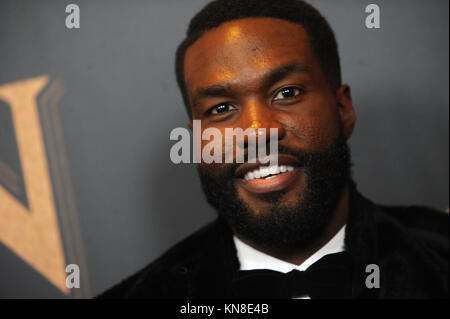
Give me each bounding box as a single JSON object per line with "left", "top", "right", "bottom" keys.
{"left": 231, "top": 251, "right": 353, "bottom": 299}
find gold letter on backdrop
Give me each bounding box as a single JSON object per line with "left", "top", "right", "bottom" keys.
{"left": 0, "top": 75, "right": 68, "bottom": 293}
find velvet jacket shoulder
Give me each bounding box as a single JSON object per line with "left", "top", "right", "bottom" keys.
{"left": 97, "top": 190, "right": 449, "bottom": 299}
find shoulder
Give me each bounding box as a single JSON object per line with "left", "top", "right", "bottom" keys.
{"left": 352, "top": 188, "right": 448, "bottom": 266}
{"left": 379, "top": 203, "right": 448, "bottom": 240}
{"left": 376, "top": 202, "right": 449, "bottom": 261}
{"left": 352, "top": 192, "right": 449, "bottom": 297}
{"left": 96, "top": 219, "right": 221, "bottom": 299}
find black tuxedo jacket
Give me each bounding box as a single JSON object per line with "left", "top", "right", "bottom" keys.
{"left": 98, "top": 187, "right": 449, "bottom": 298}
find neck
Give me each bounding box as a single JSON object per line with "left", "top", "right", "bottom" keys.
{"left": 235, "top": 183, "right": 350, "bottom": 265}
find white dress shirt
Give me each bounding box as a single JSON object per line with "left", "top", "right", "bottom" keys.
{"left": 233, "top": 225, "right": 346, "bottom": 299}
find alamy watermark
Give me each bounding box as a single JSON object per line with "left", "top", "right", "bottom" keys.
{"left": 66, "top": 264, "right": 80, "bottom": 289}
{"left": 365, "top": 263, "right": 380, "bottom": 289}
{"left": 65, "top": 4, "right": 80, "bottom": 29}
{"left": 170, "top": 120, "right": 279, "bottom": 166}
{"left": 365, "top": 4, "right": 380, "bottom": 29}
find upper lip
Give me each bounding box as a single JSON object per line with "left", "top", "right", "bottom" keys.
{"left": 234, "top": 154, "right": 301, "bottom": 178}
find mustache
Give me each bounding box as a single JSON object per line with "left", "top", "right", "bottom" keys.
{"left": 198, "top": 125, "right": 350, "bottom": 182}
{"left": 199, "top": 144, "right": 309, "bottom": 180}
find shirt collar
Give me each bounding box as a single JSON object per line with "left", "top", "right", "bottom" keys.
{"left": 234, "top": 225, "right": 346, "bottom": 273}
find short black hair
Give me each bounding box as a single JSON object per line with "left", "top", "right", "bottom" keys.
{"left": 175, "top": 0, "right": 342, "bottom": 117}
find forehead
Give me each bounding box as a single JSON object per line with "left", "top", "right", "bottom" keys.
{"left": 184, "top": 17, "right": 319, "bottom": 95}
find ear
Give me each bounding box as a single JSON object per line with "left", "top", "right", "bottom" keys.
{"left": 335, "top": 85, "right": 356, "bottom": 139}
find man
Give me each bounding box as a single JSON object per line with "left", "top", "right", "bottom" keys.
{"left": 99, "top": 0, "right": 448, "bottom": 298}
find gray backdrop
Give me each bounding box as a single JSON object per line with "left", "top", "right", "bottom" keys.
{"left": 0, "top": 0, "right": 448, "bottom": 298}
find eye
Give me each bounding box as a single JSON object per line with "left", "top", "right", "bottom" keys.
{"left": 208, "top": 103, "right": 237, "bottom": 116}
{"left": 273, "top": 87, "right": 303, "bottom": 101}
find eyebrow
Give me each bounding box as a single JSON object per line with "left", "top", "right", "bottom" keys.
{"left": 191, "top": 61, "right": 310, "bottom": 107}
{"left": 266, "top": 62, "right": 310, "bottom": 86}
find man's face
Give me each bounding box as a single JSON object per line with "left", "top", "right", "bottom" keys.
{"left": 183, "top": 18, "right": 355, "bottom": 248}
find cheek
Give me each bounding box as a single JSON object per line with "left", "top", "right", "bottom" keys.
{"left": 198, "top": 161, "right": 221, "bottom": 175}
{"left": 198, "top": 129, "right": 229, "bottom": 163}
{"left": 281, "top": 99, "right": 340, "bottom": 151}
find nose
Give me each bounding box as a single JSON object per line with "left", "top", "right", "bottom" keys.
{"left": 238, "top": 98, "right": 286, "bottom": 146}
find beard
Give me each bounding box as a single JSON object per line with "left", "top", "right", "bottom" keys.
{"left": 197, "top": 126, "right": 352, "bottom": 251}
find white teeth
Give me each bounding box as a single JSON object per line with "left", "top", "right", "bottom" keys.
{"left": 269, "top": 165, "right": 280, "bottom": 175}
{"left": 243, "top": 165, "right": 295, "bottom": 181}
{"left": 260, "top": 167, "right": 270, "bottom": 178}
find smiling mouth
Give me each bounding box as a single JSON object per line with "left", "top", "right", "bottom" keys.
{"left": 243, "top": 164, "right": 295, "bottom": 181}
{"left": 235, "top": 155, "right": 302, "bottom": 194}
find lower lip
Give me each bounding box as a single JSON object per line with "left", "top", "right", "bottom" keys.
{"left": 237, "top": 168, "right": 300, "bottom": 194}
